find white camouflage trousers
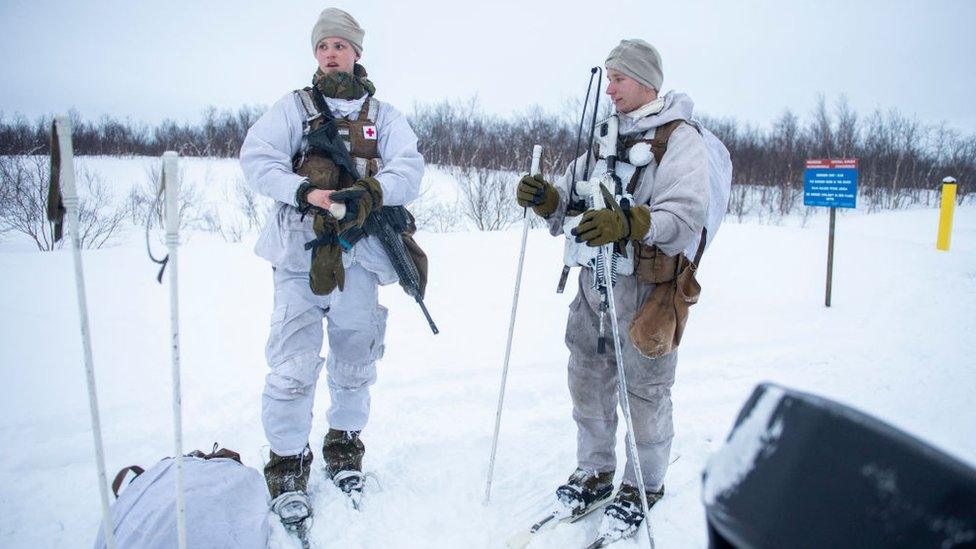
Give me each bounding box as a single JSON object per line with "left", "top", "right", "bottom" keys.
{"left": 566, "top": 268, "right": 679, "bottom": 492}
{"left": 262, "top": 264, "right": 388, "bottom": 456}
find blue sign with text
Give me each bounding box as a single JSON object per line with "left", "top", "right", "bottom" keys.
{"left": 803, "top": 159, "right": 858, "bottom": 209}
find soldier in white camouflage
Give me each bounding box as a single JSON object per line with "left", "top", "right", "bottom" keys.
{"left": 240, "top": 7, "right": 424, "bottom": 524}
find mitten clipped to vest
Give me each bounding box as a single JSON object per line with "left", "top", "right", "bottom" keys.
{"left": 306, "top": 214, "right": 345, "bottom": 295}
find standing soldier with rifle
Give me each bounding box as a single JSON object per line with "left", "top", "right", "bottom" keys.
{"left": 516, "top": 39, "right": 719, "bottom": 547}
{"left": 239, "top": 7, "right": 427, "bottom": 536}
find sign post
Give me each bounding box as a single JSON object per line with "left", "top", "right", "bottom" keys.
{"left": 804, "top": 159, "right": 858, "bottom": 307}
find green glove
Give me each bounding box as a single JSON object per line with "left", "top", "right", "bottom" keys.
{"left": 331, "top": 176, "right": 383, "bottom": 229}
{"left": 516, "top": 174, "right": 559, "bottom": 218}
{"left": 307, "top": 214, "right": 344, "bottom": 295}
{"left": 572, "top": 186, "right": 651, "bottom": 247}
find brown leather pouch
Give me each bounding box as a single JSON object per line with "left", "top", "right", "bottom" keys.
{"left": 634, "top": 242, "right": 679, "bottom": 284}
{"left": 629, "top": 254, "right": 701, "bottom": 358}
{"left": 629, "top": 228, "right": 707, "bottom": 358}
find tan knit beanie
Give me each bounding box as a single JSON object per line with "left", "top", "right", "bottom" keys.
{"left": 605, "top": 39, "right": 663, "bottom": 91}
{"left": 311, "top": 8, "right": 364, "bottom": 55}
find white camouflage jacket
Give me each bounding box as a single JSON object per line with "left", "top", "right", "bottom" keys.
{"left": 240, "top": 91, "right": 424, "bottom": 282}
{"left": 547, "top": 91, "right": 709, "bottom": 258}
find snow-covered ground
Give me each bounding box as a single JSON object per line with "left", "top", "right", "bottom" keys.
{"left": 0, "top": 158, "right": 974, "bottom": 547}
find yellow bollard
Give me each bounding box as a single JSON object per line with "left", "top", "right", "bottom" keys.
{"left": 937, "top": 176, "right": 957, "bottom": 251}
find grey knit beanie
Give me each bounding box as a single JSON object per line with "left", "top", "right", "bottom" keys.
{"left": 605, "top": 39, "right": 663, "bottom": 91}
{"left": 311, "top": 8, "right": 364, "bottom": 55}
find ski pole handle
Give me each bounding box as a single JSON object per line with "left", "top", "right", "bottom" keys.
{"left": 162, "top": 151, "right": 180, "bottom": 240}
{"left": 54, "top": 116, "right": 77, "bottom": 204}
{"left": 530, "top": 144, "right": 542, "bottom": 177}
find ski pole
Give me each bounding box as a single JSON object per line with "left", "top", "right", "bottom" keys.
{"left": 161, "top": 152, "right": 187, "bottom": 549}
{"left": 53, "top": 115, "right": 116, "bottom": 549}
{"left": 484, "top": 144, "right": 543, "bottom": 504}
{"left": 604, "top": 263, "right": 655, "bottom": 549}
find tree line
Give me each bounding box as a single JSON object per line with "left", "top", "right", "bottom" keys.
{"left": 2, "top": 94, "right": 973, "bottom": 199}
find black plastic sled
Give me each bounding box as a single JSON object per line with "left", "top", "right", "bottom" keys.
{"left": 702, "top": 383, "right": 976, "bottom": 549}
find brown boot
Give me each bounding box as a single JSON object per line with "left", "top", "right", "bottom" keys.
{"left": 598, "top": 482, "right": 665, "bottom": 541}
{"left": 264, "top": 445, "right": 313, "bottom": 499}
{"left": 556, "top": 468, "right": 616, "bottom": 517}
{"left": 322, "top": 429, "right": 365, "bottom": 475}
{"left": 264, "top": 446, "right": 313, "bottom": 529}
{"left": 323, "top": 429, "right": 366, "bottom": 506}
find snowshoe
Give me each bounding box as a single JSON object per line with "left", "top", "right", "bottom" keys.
{"left": 270, "top": 491, "right": 313, "bottom": 531}
{"left": 264, "top": 446, "right": 314, "bottom": 547}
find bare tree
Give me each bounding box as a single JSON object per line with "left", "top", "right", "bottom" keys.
{"left": 0, "top": 155, "right": 130, "bottom": 250}
{"left": 809, "top": 93, "right": 834, "bottom": 159}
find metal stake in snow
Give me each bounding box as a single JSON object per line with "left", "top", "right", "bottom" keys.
{"left": 161, "top": 152, "right": 187, "bottom": 549}
{"left": 484, "top": 144, "right": 543, "bottom": 505}
{"left": 52, "top": 115, "right": 117, "bottom": 549}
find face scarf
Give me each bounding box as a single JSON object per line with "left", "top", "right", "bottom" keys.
{"left": 624, "top": 96, "right": 666, "bottom": 120}
{"left": 312, "top": 63, "right": 376, "bottom": 100}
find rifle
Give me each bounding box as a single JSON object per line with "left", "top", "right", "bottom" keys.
{"left": 328, "top": 205, "right": 439, "bottom": 335}
{"left": 301, "top": 87, "right": 437, "bottom": 334}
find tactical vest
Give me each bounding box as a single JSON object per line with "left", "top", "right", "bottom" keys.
{"left": 292, "top": 87, "right": 383, "bottom": 190}
{"left": 593, "top": 119, "right": 705, "bottom": 284}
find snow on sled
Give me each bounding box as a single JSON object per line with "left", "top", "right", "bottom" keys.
{"left": 702, "top": 383, "right": 976, "bottom": 549}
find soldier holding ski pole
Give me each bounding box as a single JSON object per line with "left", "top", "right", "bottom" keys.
{"left": 513, "top": 39, "right": 714, "bottom": 547}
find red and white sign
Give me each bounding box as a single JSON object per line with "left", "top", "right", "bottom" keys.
{"left": 805, "top": 158, "right": 858, "bottom": 170}
{"left": 362, "top": 125, "right": 377, "bottom": 140}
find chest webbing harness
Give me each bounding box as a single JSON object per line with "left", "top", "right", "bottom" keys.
{"left": 621, "top": 119, "right": 707, "bottom": 283}
{"left": 557, "top": 118, "right": 706, "bottom": 293}
{"left": 292, "top": 86, "right": 382, "bottom": 191}
{"left": 292, "top": 87, "right": 438, "bottom": 335}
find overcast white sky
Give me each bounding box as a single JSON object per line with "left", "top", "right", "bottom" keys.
{"left": 1, "top": 0, "right": 974, "bottom": 132}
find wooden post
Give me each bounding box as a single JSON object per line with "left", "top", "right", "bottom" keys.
{"left": 825, "top": 207, "right": 836, "bottom": 307}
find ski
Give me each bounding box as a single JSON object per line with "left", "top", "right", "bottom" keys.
{"left": 583, "top": 534, "right": 611, "bottom": 549}
{"left": 582, "top": 453, "right": 680, "bottom": 549}
{"left": 506, "top": 491, "right": 614, "bottom": 549}
{"left": 581, "top": 480, "right": 675, "bottom": 549}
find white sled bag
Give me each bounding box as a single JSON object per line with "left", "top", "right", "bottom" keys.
{"left": 93, "top": 456, "right": 269, "bottom": 549}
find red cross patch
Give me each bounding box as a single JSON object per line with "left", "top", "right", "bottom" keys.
{"left": 362, "top": 125, "right": 377, "bottom": 140}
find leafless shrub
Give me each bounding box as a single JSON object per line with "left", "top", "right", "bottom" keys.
{"left": 455, "top": 166, "right": 522, "bottom": 231}
{"left": 199, "top": 206, "right": 246, "bottom": 242}
{"left": 413, "top": 201, "right": 463, "bottom": 232}
{"left": 234, "top": 176, "right": 270, "bottom": 230}
{"left": 128, "top": 159, "right": 205, "bottom": 231}
{"left": 0, "top": 155, "right": 130, "bottom": 250}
